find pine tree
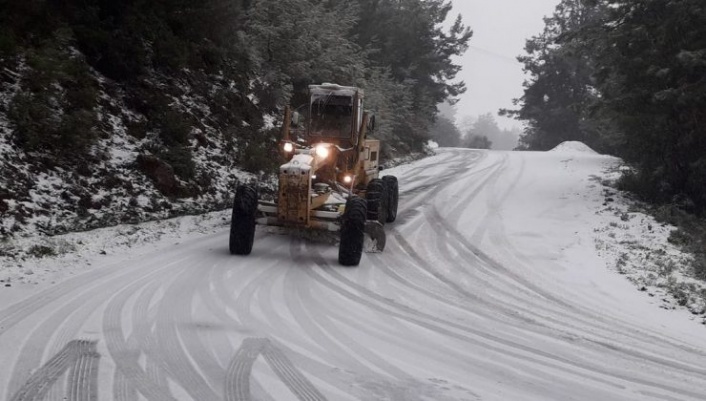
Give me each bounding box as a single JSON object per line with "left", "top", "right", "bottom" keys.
{"left": 591, "top": 0, "right": 706, "bottom": 212}
{"left": 244, "top": 0, "right": 365, "bottom": 107}
{"left": 429, "top": 115, "right": 461, "bottom": 147}
{"left": 504, "top": 0, "right": 607, "bottom": 151}
{"left": 351, "top": 0, "right": 472, "bottom": 152}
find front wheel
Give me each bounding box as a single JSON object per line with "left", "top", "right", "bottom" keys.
{"left": 229, "top": 185, "right": 258, "bottom": 255}
{"left": 365, "top": 178, "right": 388, "bottom": 224}
{"left": 338, "top": 197, "right": 367, "bottom": 266}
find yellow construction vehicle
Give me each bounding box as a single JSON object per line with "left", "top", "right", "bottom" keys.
{"left": 229, "top": 83, "right": 399, "bottom": 266}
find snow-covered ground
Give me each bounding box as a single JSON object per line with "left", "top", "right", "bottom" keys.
{"left": 1, "top": 145, "right": 705, "bottom": 400}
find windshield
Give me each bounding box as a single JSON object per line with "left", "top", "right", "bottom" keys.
{"left": 309, "top": 94, "right": 353, "bottom": 138}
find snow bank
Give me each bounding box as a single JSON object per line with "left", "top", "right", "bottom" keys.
{"left": 548, "top": 141, "right": 598, "bottom": 155}
{"left": 0, "top": 209, "right": 231, "bottom": 292}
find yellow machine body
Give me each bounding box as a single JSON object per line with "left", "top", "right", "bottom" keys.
{"left": 259, "top": 83, "right": 382, "bottom": 231}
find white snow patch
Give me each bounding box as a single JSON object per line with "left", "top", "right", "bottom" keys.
{"left": 548, "top": 141, "right": 598, "bottom": 155}
{"left": 593, "top": 166, "right": 706, "bottom": 317}
{"left": 263, "top": 113, "right": 277, "bottom": 130}
{"left": 0, "top": 210, "right": 232, "bottom": 292}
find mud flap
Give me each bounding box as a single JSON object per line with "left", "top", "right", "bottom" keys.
{"left": 364, "top": 220, "right": 386, "bottom": 252}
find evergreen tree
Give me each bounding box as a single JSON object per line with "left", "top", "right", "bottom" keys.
{"left": 1, "top": 0, "right": 475, "bottom": 178}
{"left": 503, "top": 0, "right": 608, "bottom": 151}
{"left": 244, "top": 0, "right": 364, "bottom": 107}
{"left": 508, "top": 0, "right": 706, "bottom": 213}
{"left": 495, "top": 127, "right": 521, "bottom": 151}
{"left": 429, "top": 115, "right": 461, "bottom": 147}
{"left": 361, "top": 67, "right": 415, "bottom": 149}
{"left": 465, "top": 135, "right": 492, "bottom": 150}
{"left": 591, "top": 0, "right": 706, "bottom": 213}
{"left": 462, "top": 113, "right": 497, "bottom": 149}
{"left": 351, "top": 0, "right": 472, "bottom": 153}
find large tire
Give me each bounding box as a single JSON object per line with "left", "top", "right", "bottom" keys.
{"left": 338, "top": 197, "right": 367, "bottom": 266}
{"left": 365, "top": 178, "right": 388, "bottom": 224}
{"left": 229, "top": 185, "right": 258, "bottom": 255}
{"left": 382, "top": 175, "right": 399, "bottom": 223}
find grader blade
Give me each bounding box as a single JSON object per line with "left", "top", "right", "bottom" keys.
{"left": 364, "top": 221, "right": 386, "bottom": 252}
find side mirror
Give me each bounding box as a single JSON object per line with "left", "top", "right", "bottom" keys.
{"left": 291, "top": 111, "right": 301, "bottom": 127}
{"left": 367, "top": 115, "right": 376, "bottom": 132}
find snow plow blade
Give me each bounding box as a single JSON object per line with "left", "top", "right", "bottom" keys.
{"left": 364, "top": 221, "right": 386, "bottom": 252}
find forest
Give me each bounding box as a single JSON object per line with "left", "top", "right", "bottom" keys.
{"left": 506, "top": 0, "right": 706, "bottom": 217}
{"left": 0, "top": 0, "right": 471, "bottom": 236}
{"left": 0, "top": 0, "right": 471, "bottom": 167}
{"left": 1, "top": 0, "right": 705, "bottom": 246}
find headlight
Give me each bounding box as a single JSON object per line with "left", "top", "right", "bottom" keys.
{"left": 283, "top": 142, "right": 294, "bottom": 152}
{"left": 315, "top": 144, "right": 329, "bottom": 158}
{"left": 343, "top": 175, "right": 353, "bottom": 184}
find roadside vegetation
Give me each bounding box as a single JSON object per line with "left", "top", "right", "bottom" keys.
{"left": 506, "top": 0, "right": 706, "bottom": 311}
{"left": 0, "top": 0, "right": 471, "bottom": 237}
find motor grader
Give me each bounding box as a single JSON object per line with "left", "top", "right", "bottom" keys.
{"left": 229, "top": 83, "right": 399, "bottom": 266}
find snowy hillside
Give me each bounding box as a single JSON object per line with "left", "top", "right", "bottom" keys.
{"left": 0, "top": 65, "right": 258, "bottom": 240}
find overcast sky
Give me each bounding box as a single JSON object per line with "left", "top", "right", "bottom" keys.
{"left": 447, "top": 0, "right": 560, "bottom": 130}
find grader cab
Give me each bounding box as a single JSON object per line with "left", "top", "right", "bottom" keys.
{"left": 229, "top": 83, "right": 399, "bottom": 266}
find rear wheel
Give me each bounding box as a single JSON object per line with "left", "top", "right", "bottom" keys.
{"left": 382, "top": 175, "right": 399, "bottom": 222}
{"left": 229, "top": 185, "right": 258, "bottom": 255}
{"left": 365, "top": 178, "right": 388, "bottom": 224}
{"left": 338, "top": 197, "right": 367, "bottom": 266}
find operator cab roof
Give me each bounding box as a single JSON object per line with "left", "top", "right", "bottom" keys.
{"left": 309, "top": 83, "right": 363, "bottom": 98}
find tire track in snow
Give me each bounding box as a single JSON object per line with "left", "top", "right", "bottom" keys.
{"left": 305, "top": 252, "right": 706, "bottom": 400}
{"left": 103, "top": 257, "right": 197, "bottom": 401}
{"left": 398, "top": 150, "right": 482, "bottom": 181}
{"left": 0, "top": 261, "right": 127, "bottom": 336}
{"left": 397, "top": 151, "right": 489, "bottom": 200}
{"left": 391, "top": 151, "right": 706, "bottom": 397}
{"left": 225, "top": 237, "right": 419, "bottom": 399}
{"left": 225, "top": 337, "right": 267, "bottom": 401}
{"left": 423, "top": 155, "right": 706, "bottom": 369}
{"left": 113, "top": 369, "right": 138, "bottom": 401}
{"left": 5, "top": 255, "right": 180, "bottom": 398}
{"left": 261, "top": 340, "right": 327, "bottom": 401}
{"left": 116, "top": 278, "right": 164, "bottom": 400}
{"left": 67, "top": 340, "right": 100, "bottom": 401}
{"left": 2, "top": 233, "right": 227, "bottom": 398}
{"left": 285, "top": 246, "right": 411, "bottom": 381}
{"left": 225, "top": 337, "right": 327, "bottom": 401}
{"left": 7, "top": 285, "right": 107, "bottom": 397}
{"left": 206, "top": 239, "right": 369, "bottom": 399}
{"left": 390, "top": 229, "right": 539, "bottom": 326}
{"left": 0, "top": 233, "right": 222, "bottom": 337}
{"left": 384, "top": 154, "right": 560, "bottom": 326}
{"left": 146, "top": 260, "right": 222, "bottom": 400}
{"left": 303, "top": 251, "right": 540, "bottom": 399}
{"left": 477, "top": 199, "right": 706, "bottom": 373}
{"left": 394, "top": 152, "right": 504, "bottom": 227}
{"left": 9, "top": 341, "right": 76, "bottom": 401}
{"left": 395, "top": 222, "right": 706, "bottom": 394}
{"left": 9, "top": 340, "right": 98, "bottom": 401}
{"left": 232, "top": 238, "right": 375, "bottom": 395}
{"left": 401, "top": 154, "right": 601, "bottom": 326}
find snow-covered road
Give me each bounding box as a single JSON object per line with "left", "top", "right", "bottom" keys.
{"left": 2, "top": 148, "right": 705, "bottom": 401}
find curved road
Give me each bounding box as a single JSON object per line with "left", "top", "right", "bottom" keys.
{"left": 2, "top": 149, "right": 705, "bottom": 400}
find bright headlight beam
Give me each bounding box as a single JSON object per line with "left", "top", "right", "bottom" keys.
{"left": 315, "top": 144, "right": 329, "bottom": 158}
{"left": 343, "top": 175, "right": 353, "bottom": 184}
{"left": 283, "top": 142, "right": 294, "bottom": 152}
